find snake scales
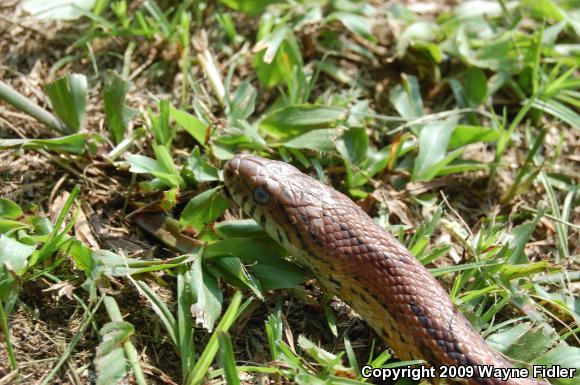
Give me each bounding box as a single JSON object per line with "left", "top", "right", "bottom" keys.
{"left": 223, "top": 154, "right": 544, "bottom": 385}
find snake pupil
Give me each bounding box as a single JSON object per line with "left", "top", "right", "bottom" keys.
{"left": 253, "top": 186, "right": 270, "bottom": 205}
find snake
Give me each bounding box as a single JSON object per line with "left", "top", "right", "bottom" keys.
{"left": 223, "top": 154, "right": 544, "bottom": 385}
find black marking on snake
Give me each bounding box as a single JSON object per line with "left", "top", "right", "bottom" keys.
{"left": 278, "top": 207, "right": 310, "bottom": 251}
{"left": 381, "top": 326, "right": 391, "bottom": 339}
{"left": 418, "top": 315, "right": 429, "bottom": 327}
{"left": 410, "top": 302, "right": 423, "bottom": 316}
{"left": 281, "top": 187, "right": 293, "bottom": 200}
{"left": 327, "top": 275, "right": 342, "bottom": 288}
{"left": 339, "top": 223, "right": 348, "bottom": 231}
{"left": 358, "top": 291, "right": 370, "bottom": 304}
{"left": 308, "top": 227, "right": 320, "bottom": 243}
{"left": 240, "top": 196, "right": 248, "bottom": 209}
{"left": 419, "top": 341, "right": 433, "bottom": 360}
{"left": 381, "top": 251, "right": 391, "bottom": 260}
{"left": 448, "top": 351, "right": 466, "bottom": 365}
{"left": 427, "top": 327, "right": 438, "bottom": 338}
{"left": 398, "top": 255, "right": 410, "bottom": 264}
{"left": 248, "top": 205, "right": 256, "bottom": 218}
{"left": 308, "top": 228, "right": 324, "bottom": 246}
{"left": 284, "top": 230, "right": 292, "bottom": 244}
{"left": 445, "top": 341, "right": 455, "bottom": 352}
{"left": 370, "top": 292, "right": 383, "bottom": 305}
{"left": 260, "top": 214, "right": 267, "bottom": 226}
{"left": 276, "top": 229, "right": 284, "bottom": 243}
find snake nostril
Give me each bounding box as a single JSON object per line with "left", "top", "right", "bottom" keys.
{"left": 226, "top": 157, "right": 241, "bottom": 173}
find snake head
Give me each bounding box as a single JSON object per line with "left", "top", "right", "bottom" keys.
{"left": 223, "top": 154, "right": 328, "bottom": 256}
{"left": 224, "top": 154, "right": 301, "bottom": 210}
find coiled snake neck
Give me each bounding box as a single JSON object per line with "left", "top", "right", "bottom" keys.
{"left": 223, "top": 154, "right": 544, "bottom": 385}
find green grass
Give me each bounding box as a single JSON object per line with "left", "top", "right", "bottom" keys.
{"left": 0, "top": 0, "right": 578, "bottom": 384}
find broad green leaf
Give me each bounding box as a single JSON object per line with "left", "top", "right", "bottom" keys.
{"left": 523, "top": 0, "right": 563, "bottom": 21}
{"left": 456, "top": 29, "right": 519, "bottom": 71}
{"left": 103, "top": 70, "right": 134, "bottom": 145}
{"left": 180, "top": 188, "right": 229, "bottom": 231}
{"left": 327, "top": 12, "right": 374, "bottom": 41}
{"left": 414, "top": 42, "right": 443, "bottom": 63}
{"left": 412, "top": 117, "right": 457, "bottom": 181}
{"left": 283, "top": 128, "right": 340, "bottom": 152}
{"left": 0, "top": 234, "right": 35, "bottom": 299}
{"left": 449, "top": 125, "right": 501, "bottom": 149}
{"left": 0, "top": 234, "right": 35, "bottom": 273}
{"left": 396, "top": 21, "right": 440, "bottom": 56}
{"left": 454, "top": 0, "right": 504, "bottom": 19}
{"left": 0, "top": 133, "right": 95, "bottom": 155}
{"left": 249, "top": 260, "right": 306, "bottom": 290}
{"left": 499, "top": 261, "right": 554, "bottom": 280}
{"left": 151, "top": 99, "right": 173, "bottom": 147}
{"left": 0, "top": 219, "right": 27, "bottom": 234}
{"left": 212, "top": 256, "right": 263, "bottom": 299}
{"left": 190, "top": 254, "right": 223, "bottom": 332}
{"left": 487, "top": 323, "right": 557, "bottom": 362}
{"left": 336, "top": 127, "right": 368, "bottom": 166}
{"left": 69, "top": 240, "right": 92, "bottom": 275}
{"left": 45, "top": 73, "right": 87, "bottom": 133}
{"left": 22, "top": 0, "right": 96, "bottom": 20}
{"left": 227, "top": 80, "right": 256, "bottom": 122}
{"left": 214, "top": 219, "right": 265, "bottom": 239}
{"left": 203, "top": 238, "right": 286, "bottom": 262}
{"left": 389, "top": 75, "right": 423, "bottom": 119}
{"left": 186, "top": 147, "right": 219, "bottom": 183}
{"left": 0, "top": 199, "right": 22, "bottom": 219}
{"left": 127, "top": 154, "right": 163, "bottom": 174}
{"left": 27, "top": 216, "right": 52, "bottom": 235}
{"left": 260, "top": 105, "right": 346, "bottom": 138}
{"left": 508, "top": 213, "right": 543, "bottom": 264}
{"left": 126, "top": 153, "right": 183, "bottom": 188}
{"left": 435, "top": 159, "right": 489, "bottom": 176}
{"left": 171, "top": 107, "right": 208, "bottom": 145}
{"left": 153, "top": 143, "right": 179, "bottom": 178}
{"left": 464, "top": 67, "right": 488, "bottom": 106}
{"left": 203, "top": 237, "right": 306, "bottom": 289}
{"left": 95, "top": 321, "right": 134, "bottom": 385}
{"left": 532, "top": 346, "right": 580, "bottom": 385}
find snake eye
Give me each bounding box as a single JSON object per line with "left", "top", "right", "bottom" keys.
{"left": 253, "top": 186, "right": 270, "bottom": 205}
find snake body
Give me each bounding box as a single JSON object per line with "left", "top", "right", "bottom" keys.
{"left": 223, "top": 154, "right": 543, "bottom": 385}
